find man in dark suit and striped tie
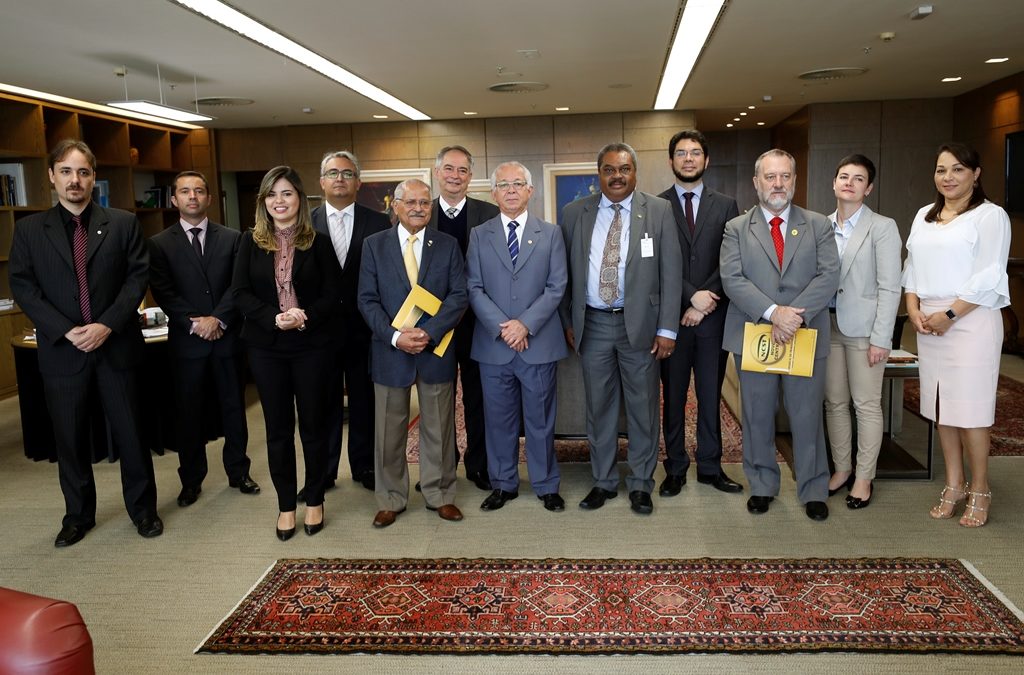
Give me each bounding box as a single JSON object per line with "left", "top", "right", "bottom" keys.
{"left": 9, "top": 139, "right": 162, "bottom": 547}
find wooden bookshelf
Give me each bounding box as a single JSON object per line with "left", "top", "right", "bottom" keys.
{"left": 0, "top": 91, "right": 207, "bottom": 398}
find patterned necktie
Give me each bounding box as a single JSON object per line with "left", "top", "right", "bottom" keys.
{"left": 683, "top": 192, "right": 696, "bottom": 236}
{"left": 507, "top": 221, "right": 519, "bottom": 268}
{"left": 404, "top": 234, "right": 419, "bottom": 286}
{"left": 599, "top": 203, "right": 623, "bottom": 304}
{"left": 189, "top": 227, "right": 203, "bottom": 258}
{"left": 329, "top": 211, "right": 350, "bottom": 267}
{"left": 71, "top": 214, "right": 92, "bottom": 324}
{"left": 446, "top": 207, "right": 457, "bottom": 219}
{"left": 769, "top": 216, "right": 785, "bottom": 268}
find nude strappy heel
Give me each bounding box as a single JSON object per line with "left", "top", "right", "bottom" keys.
{"left": 959, "top": 490, "right": 991, "bottom": 528}
{"left": 929, "top": 482, "right": 967, "bottom": 519}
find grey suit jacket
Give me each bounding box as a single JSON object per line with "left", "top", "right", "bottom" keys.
{"left": 559, "top": 191, "right": 683, "bottom": 351}
{"left": 658, "top": 185, "right": 739, "bottom": 337}
{"left": 357, "top": 226, "right": 468, "bottom": 387}
{"left": 833, "top": 205, "right": 903, "bottom": 348}
{"left": 466, "top": 213, "right": 568, "bottom": 365}
{"left": 720, "top": 205, "right": 839, "bottom": 359}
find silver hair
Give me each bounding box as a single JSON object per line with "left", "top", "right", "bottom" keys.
{"left": 394, "top": 178, "right": 431, "bottom": 201}
{"left": 489, "top": 161, "right": 533, "bottom": 190}
{"left": 319, "top": 150, "right": 361, "bottom": 177}
{"left": 596, "top": 142, "right": 639, "bottom": 170}
{"left": 434, "top": 145, "right": 474, "bottom": 171}
{"left": 754, "top": 149, "right": 796, "bottom": 177}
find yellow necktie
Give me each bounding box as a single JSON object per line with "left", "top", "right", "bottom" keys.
{"left": 404, "top": 234, "right": 419, "bottom": 286}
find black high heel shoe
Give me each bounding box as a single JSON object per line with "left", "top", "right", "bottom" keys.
{"left": 846, "top": 482, "right": 873, "bottom": 509}
{"left": 828, "top": 474, "right": 855, "bottom": 497}
{"left": 277, "top": 512, "right": 296, "bottom": 541}
{"left": 304, "top": 504, "right": 325, "bottom": 536}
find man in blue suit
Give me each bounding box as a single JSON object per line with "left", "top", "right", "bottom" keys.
{"left": 466, "top": 162, "right": 568, "bottom": 513}
{"left": 358, "top": 179, "right": 469, "bottom": 528}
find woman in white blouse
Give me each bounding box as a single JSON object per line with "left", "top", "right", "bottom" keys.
{"left": 902, "top": 142, "right": 1011, "bottom": 527}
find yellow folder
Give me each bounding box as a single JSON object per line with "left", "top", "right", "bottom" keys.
{"left": 740, "top": 322, "right": 817, "bottom": 377}
{"left": 390, "top": 284, "right": 454, "bottom": 358}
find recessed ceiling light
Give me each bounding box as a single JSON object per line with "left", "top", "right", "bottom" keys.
{"left": 372, "top": 114, "right": 388, "bottom": 119}
{"left": 756, "top": 121, "right": 765, "bottom": 126}
{"left": 733, "top": 117, "right": 740, "bottom": 121}
{"left": 739, "top": 112, "right": 747, "bottom": 116}
{"left": 986, "top": 57, "right": 1009, "bottom": 63}
{"left": 463, "top": 111, "right": 478, "bottom": 115}
{"left": 555, "top": 106, "right": 570, "bottom": 111}
{"left": 748, "top": 105, "right": 756, "bottom": 110}
{"left": 941, "top": 76, "right": 962, "bottom": 82}
{"left": 726, "top": 123, "right": 734, "bottom": 128}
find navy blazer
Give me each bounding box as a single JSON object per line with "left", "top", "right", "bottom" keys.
{"left": 148, "top": 221, "right": 241, "bottom": 359}
{"left": 357, "top": 226, "right": 468, "bottom": 387}
{"left": 231, "top": 230, "right": 342, "bottom": 348}
{"left": 9, "top": 205, "right": 148, "bottom": 375}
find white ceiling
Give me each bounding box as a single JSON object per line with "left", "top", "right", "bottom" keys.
{"left": 1, "top": 0, "right": 1021, "bottom": 131}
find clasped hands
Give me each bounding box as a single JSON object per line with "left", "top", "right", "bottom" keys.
{"left": 499, "top": 319, "right": 529, "bottom": 352}
{"left": 275, "top": 307, "right": 307, "bottom": 331}
{"left": 396, "top": 327, "right": 431, "bottom": 354}
{"left": 769, "top": 305, "right": 805, "bottom": 345}
{"left": 65, "top": 323, "right": 111, "bottom": 352}
{"left": 191, "top": 315, "right": 224, "bottom": 341}
{"left": 909, "top": 309, "right": 952, "bottom": 337}
{"left": 681, "top": 290, "right": 719, "bottom": 327}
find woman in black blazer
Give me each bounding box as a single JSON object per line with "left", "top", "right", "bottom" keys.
{"left": 232, "top": 166, "right": 341, "bottom": 540}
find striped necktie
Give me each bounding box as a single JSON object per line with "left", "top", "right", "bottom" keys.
{"left": 71, "top": 214, "right": 92, "bottom": 323}
{"left": 507, "top": 221, "right": 519, "bottom": 268}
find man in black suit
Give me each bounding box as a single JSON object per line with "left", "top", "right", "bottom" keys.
{"left": 148, "top": 170, "right": 259, "bottom": 508}
{"left": 9, "top": 139, "right": 162, "bottom": 546}
{"left": 310, "top": 151, "right": 390, "bottom": 494}
{"left": 658, "top": 130, "right": 743, "bottom": 498}
{"left": 428, "top": 145, "right": 500, "bottom": 492}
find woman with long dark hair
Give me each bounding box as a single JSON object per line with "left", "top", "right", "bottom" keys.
{"left": 902, "top": 143, "right": 1011, "bottom": 527}
{"left": 232, "top": 166, "right": 341, "bottom": 539}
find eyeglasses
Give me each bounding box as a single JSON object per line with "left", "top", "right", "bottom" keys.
{"left": 673, "top": 149, "right": 704, "bottom": 159}
{"left": 322, "top": 169, "right": 356, "bottom": 180}
{"left": 494, "top": 180, "right": 530, "bottom": 192}
{"left": 398, "top": 199, "right": 432, "bottom": 209}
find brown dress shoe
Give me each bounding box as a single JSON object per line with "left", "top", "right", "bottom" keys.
{"left": 372, "top": 508, "right": 405, "bottom": 528}
{"left": 434, "top": 504, "right": 464, "bottom": 521}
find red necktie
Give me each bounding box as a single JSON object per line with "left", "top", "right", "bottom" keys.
{"left": 769, "top": 216, "right": 784, "bottom": 268}
{"left": 71, "top": 214, "right": 92, "bottom": 324}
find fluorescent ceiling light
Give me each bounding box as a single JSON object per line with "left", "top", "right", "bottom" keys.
{"left": 0, "top": 82, "right": 201, "bottom": 130}
{"left": 941, "top": 76, "right": 962, "bottom": 82}
{"left": 170, "top": 0, "right": 429, "bottom": 121}
{"left": 985, "top": 57, "right": 1009, "bottom": 63}
{"left": 107, "top": 100, "right": 213, "bottom": 122}
{"left": 654, "top": 0, "right": 727, "bottom": 109}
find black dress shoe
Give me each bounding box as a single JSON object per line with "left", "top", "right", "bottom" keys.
{"left": 480, "top": 489, "right": 518, "bottom": 511}
{"left": 697, "top": 471, "right": 744, "bottom": 493}
{"left": 467, "top": 471, "right": 492, "bottom": 491}
{"left": 277, "top": 525, "right": 296, "bottom": 541}
{"left": 846, "top": 483, "right": 873, "bottom": 510}
{"left": 415, "top": 481, "right": 421, "bottom": 492}
{"left": 658, "top": 474, "right": 686, "bottom": 497}
{"left": 828, "top": 474, "right": 855, "bottom": 497}
{"left": 539, "top": 493, "right": 565, "bottom": 512}
{"left": 805, "top": 501, "right": 829, "bottom": 520}
{"left": 579, "top": 487, "right": 618, "bottom": 510}
{"left": 304, "top": 505, "right": 325, "bottom": 536}
{"left": 629, "top": 491, "right": 654, "bottom": 515}
{"left": 230, "top": 475, "right": 261, "bottom": 494}
{"left": 356, "top": 471, "right": 375, "bottom": 491}
{"left": 135, "top": 516, "right": 164, "bottom": 538}
{"left": 746, "top": 495, "right": 774, "bottom": 514}
{"left": 177, "top": 485, "right": 201, "bottom": 507}
{"left": 54, "top": 523, "right": 90, "bottom": 548}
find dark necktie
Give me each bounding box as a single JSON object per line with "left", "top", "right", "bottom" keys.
{"left": 599, "top": 204, "right": 623, "bottom": 304}
{"left": 71, "top": 214, "right": 92, "bottom": 324}
{"left": 507, "top": 221, "right": 519, "bottom": 268}
{"left": 769, "top": 216, "right": 785, "bottom": 268}
{"left": 683, "top": 191, "right": 695, "bottom": 236}
{"left": 189, "top": 227, "right": 203, "bottom": 258}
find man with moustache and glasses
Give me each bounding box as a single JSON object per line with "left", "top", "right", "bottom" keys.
{"left": 720, "top": 149, "right": 839, "bottom": 521}
{"left": 657, "top": 130, "right": 743, "bottom": 499}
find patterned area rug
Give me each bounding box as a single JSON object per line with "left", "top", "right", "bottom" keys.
{"left": 198, "top": 558, "right": 1024, "bottom": 656}
{"left": 904, "top": 376, "right": 1024, "bottom": 456}
{"left": 407, "top": 385, "right": 745, "bottom": 464}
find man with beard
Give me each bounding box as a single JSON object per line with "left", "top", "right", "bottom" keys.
{"left": 720, "top": 149, "right": 839, "bottom": 520}
{"left": 560, "top": 143, "right": 682, "bottom": 515}
{"left": 658, "top": 130, "right": 742, "bottom": 499}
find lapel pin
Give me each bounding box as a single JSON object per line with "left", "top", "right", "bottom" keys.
{"left": 791, "top": 229, "right": 798, "bottom": 236}
{"left": 527, "top": 240, "right": 533, "bottom": 245}
{"left": 97, "top": 230, "right": 102, "bottom": 235}
{"left": 427, "top": 239, "right": 433, "bottom": 247}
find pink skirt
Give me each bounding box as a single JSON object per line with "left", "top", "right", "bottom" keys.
{"left": 916, "top": 298, "right": 1001, "bottom": 427}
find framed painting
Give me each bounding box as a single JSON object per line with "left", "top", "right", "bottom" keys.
{"left": 357, "top": 168, "right": 432, "bottom": 223}
{"left": 543, "top": 162, "right": 599, "bottom": 223}
{"left": 466, "top": 178, "right": 495, "bottom": 205}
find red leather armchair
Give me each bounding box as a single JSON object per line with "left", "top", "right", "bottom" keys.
{"left": 0, "top": 587, "right": 94, "bottom": 675}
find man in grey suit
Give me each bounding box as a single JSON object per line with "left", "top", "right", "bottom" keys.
{"left": 310, "top": 150, "right": 390, "bottom": 496}
{"left": 358, "top": 179, "right": 469, "bottom": 528}
{"left": 720, "top": 149, "right": 840, "bottom": 520}
{"left": 466, "top": 161, "right": 568, "bottom": 513}
{"left": 658, "top": 130, "right": 743, "bottom": 498}
{"left": 428, "top": 145, "right": 500, "bottom": 492}
{"left": 824, "top": 154, "right": 902, "bottom": 509}
{"left": 560, "top": 142, "right": 683, "bottom": 515}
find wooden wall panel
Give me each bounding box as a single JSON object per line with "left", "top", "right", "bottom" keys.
{"left": 217, "top": 127, "right": 284, "bottom": 171}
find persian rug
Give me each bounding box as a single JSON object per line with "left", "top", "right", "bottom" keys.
{"left": 198, "top": 557, "right": 1024, "bottom": 656}
{"left": 904, "top": 376, "right": 1024, "bottom": 457}
{"left": 406, "top": 384, "right": 746, "bottom": 464}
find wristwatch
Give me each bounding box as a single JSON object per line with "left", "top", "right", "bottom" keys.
{"left": 945, "top": 308, "right": 957, "bottom": 321}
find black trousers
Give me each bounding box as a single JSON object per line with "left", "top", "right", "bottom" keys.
{"left": 454, "top": 316, "right": 487, "bottom": 476}
{"left": 248, "top": 337, "right": 331, "bottom": 512}
{"left": 42, "top": 357, "right": 156, "bottom": 528}
{"left": 172, "top": 353, "right": 250, "bottom": 489}
{"left": 324, "top": 334, "right": 375, "bottom": 481}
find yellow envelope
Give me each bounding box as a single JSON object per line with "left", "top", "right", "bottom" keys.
{"left": 740, "top": 322, "right": 817, "bottom": 377}
{"left": 391, "top": 284, "right": 454, "bottom": 358}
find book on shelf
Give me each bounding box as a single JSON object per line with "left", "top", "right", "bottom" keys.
{"left": 92, "top": 180, "right": 110, "bottom": 207}
{"left": 142, "top": 187, "right": 163, "bottom": 208}
{"left": 0, "top": 163, "right": 27, "bottom": 206}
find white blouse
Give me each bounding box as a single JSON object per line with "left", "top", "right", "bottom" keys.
{"left": 901, "top": 200, "right": 1011, "bottom": 309}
